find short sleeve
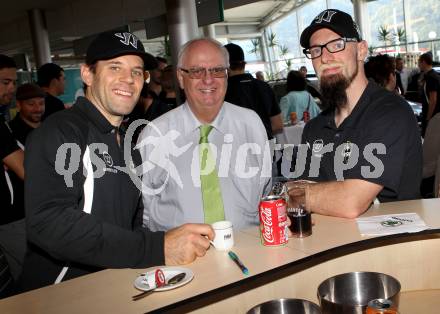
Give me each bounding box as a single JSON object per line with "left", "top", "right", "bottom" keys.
{"left": 343, "top": 101, "right": 420, "bottom": 195}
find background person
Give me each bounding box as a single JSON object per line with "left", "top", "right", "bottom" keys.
{"left": 20, "top": 31, "right": 214, "bottom": 292}
{"left": 364, "top": 54, "right": 398, "bottom": 93}
{"left": 280, "top": 70, "right": 320, "bottom": 123}
{"left": 6, "top": 83, "right": 46, "bottom": 231}
{"left": 37, "top": 63, "right": 66, "bottom": 119}
{"left": 146, "top": 65, "right": 179, "bottom": 121}
{"left": 421, "top": 112, "right": 440, "bottom": 198}
{"left": 9, "top": 83, "right": 45, "bottom": 147}
{"left": 299, "top": 66, "right": 308, "bottom": 78}
{"left": 0, "top": 54, "right": 24, "bottom": 225}
{"left": 395, "top": 56, "right": 418, "bottom": 95}
{"left": 291, "top": 9, "right": 421, "bottom": 219}
{"left": 148, "top": 56, "right": 167, "bottom": 97}
{"left": 224, "top": 42, "right": 283, "bottom": 140}
{"left": 255, "top": 71, "right": 265, "bottom": 81}
{"left": 418, "top": 52, "right": 440, "bottom": 136}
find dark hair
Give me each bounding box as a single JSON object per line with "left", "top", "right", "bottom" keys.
{"left": 229, "top": 61, "right": 245, "bottom": 71}
{"left": 37, "top": 63, "right": 64, "bottom": 87}
{"left": 161, "top": 65, "right": 175, "bottom": 91}
{"left": 419, "top": 52, "right": 433, "bottom": 66}
{"left": 82, "top": 62, "right": 98, "bottom": 92}
{"left": 140, "top": 83, "right": 150, "bottom": 97}
{"left": 364, "top": 54, "right": 395, "bottom": 88}
{"left": 155, "top": 56, "right": 168, "bottom": 64}
{"left": 0, "top": 54, "right": 17, "bottom": 70}
{"left": 286, "top": 70, "right": 307, "bottom": 92}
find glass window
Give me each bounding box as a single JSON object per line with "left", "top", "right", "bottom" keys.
{"left": 297, "top": 0, "right": 327, "bottom": 34}
{"left": 270, "top": 12, "right": 299, "bottom": 59}
{"left": 405, "top": 0, "right": 440, "bottom": 43}
{"left": 328, "top": 0, "right": 354, "bottom": 14}
{"left": 230, "top": 39, "right": 261, "bottom": 62}
{"left": 366, "top": 0, "right": 404, "bottom": 49}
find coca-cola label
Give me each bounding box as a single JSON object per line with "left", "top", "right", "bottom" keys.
{"left": 261, "top": 207, "right": 275, "bottom": 243}
{"left": 259, "top": 197, "right": 287, "bottom": 246}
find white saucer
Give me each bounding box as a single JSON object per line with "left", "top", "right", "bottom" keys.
{"left": 134, "top": 266, "right": 194, "bottom": 292}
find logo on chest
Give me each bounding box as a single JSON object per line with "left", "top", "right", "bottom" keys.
{"left": 102, "top": 151, "right": 114, "bottom": 167}
{"left": 99, "top": 151, "right": 118, "bottom": 174}
{"left": 342, "top": 141, "right": 352, "bottom": 164}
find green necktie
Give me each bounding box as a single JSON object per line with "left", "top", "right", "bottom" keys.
{"left": 199, "top": 125, "right": 225, "bottom": 224}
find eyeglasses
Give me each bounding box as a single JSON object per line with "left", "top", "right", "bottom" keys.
{"left": 179, "top": 67, "right": 228, "bottom": 79}
{"left": 303, "top": 37, "right": 358, "bottom": 60}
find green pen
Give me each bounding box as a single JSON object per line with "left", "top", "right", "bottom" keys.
{"left": 228, "top": 251, "right": 249, "bottom": 275}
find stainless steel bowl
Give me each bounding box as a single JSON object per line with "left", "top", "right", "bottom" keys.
{"left": 317, "top": 272, "right": 401, "bottom": 314}
{"left": 247, "top": 298, "right": 322, "bottom": 314}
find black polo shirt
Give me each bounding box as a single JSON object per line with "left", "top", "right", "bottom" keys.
{"left": 42, "top": 93, "right": 64, "bottom": 120}
{"left": 300, "top": 81, "right": 422, "bottom": 202}
{"left": 225, "top": 73, "right": 281, "bottom": 139}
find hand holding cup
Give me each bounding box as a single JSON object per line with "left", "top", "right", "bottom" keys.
{"left": 284, "top": 180, "right": 315, "bottom": 238}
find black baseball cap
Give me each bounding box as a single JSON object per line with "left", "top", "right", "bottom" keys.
{"left": 300, "top": 9, "right": 362, "bottom": 49}
{"left": 16, "top": 83, "right": 45, "bottom": 100}
{"left": 224, "top": 43, "right": 245, "bottom": 64}
{"left": 86, "top": 30, "right": 157, "bottom": 70}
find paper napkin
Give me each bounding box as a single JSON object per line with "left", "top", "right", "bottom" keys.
{"left": 356, "top": 213, "right": 429, "bottom": 236}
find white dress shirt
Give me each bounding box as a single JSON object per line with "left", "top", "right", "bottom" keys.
{"left": 137, "top": 101, "right": 272, "bottom": 231}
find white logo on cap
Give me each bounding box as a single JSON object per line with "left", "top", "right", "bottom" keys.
{"left": 314, "top": 10, "right": 337, "bottom": 24}
{"left": 115, "top": 32, "right": 138, "bottom": 49}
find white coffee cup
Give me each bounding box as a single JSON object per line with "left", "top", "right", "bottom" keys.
{"left": 211, "top": 220, "right": 234, "bottom": 251}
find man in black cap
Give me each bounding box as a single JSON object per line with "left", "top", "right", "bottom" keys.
{"left": 224, "top": 43, "right": 283, "bottom": 140}
{"left": 10, "top": 83, "right": 45, "bottom": 147}
{"left": 20, "top": 30, "right": 214, "bottom": 291}
{"left": 4, "top": 83, "right": 45, "bottom": 232}
{"left": 287, "top": 9, "right": 422, "bottom": 218}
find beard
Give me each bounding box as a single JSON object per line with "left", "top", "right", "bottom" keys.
{"left": 21, "top": 112, "right": 43, "bottom": 124}
{"left": 319, "top": 64, "right": 358, "bottom": 111}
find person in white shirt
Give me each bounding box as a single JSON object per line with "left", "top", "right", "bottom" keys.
{"left": 136, "top": 38, "right": 271, "bottom": 231}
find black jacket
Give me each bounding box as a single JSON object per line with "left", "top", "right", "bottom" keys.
{"left": 0, "top": 115, "right": 22, "bottom": 225}
{"left": 20, "top": 97, "right": 164, "bottom": 291}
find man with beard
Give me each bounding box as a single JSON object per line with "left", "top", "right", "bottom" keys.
{"left": 6, "top": 83, "right": 46, "bottom": 226}
{"left": 289, "top": 9, "right": 422, "bottom": 218}
{"left": 10, "top": 83, "right": 45, "bottom": 147}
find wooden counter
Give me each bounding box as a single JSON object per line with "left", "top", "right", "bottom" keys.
{"left": 1, "top": 198, "right": 440, "bottom": 313}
